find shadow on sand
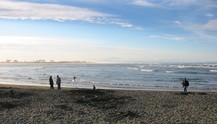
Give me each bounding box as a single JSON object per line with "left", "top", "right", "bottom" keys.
{"left": 70, "top": 89, "right": 140, "bottom": 122}
{"left": 71, "top": 89, "right": 132, "bottom": 109}
{"left": 175, "top": 92, "right": 208, "bottom": 96}
{"left": 0, "top": 89, "right": 32, "bottom": 110}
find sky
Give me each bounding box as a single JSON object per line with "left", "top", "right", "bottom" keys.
{"left": 0, "top": 0, "right": 217, "bottom": 63}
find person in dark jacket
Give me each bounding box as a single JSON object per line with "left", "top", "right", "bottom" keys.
{"left": 182, "top": 78, "right": 189, "bottom": 93}
{"left": 56, "top": 75, "right": 61, "bottom": 90}
{"left": 49, "top": 76, "right": 54, "bottom": 89}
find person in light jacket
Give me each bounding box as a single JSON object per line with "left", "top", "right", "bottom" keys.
{"left": 56, "top": 75, "right": 61, "bottom": 90}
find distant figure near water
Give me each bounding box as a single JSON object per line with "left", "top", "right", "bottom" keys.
{"left": 182, "top": 78, "right": 189, "bottom": 93}
{"left": 73, "top": 76, "right": 77, "bottom": 82}
{"left": 56, "top": 75, "right": 61, "bottom": 90}
{"left": 49, "top": 76, "right": 54, "bottom": 89}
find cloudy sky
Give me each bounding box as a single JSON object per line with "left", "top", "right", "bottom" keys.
{"left": 0, "top": 0, "right": 217, "bottom": 63}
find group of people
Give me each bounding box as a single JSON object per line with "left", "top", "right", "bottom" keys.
{"left": 49, "top": 75, "right": 190, "bottom": 92}
{"left": 49, "top": 75, "right": 61, "bottom": 90}
{"left": 49, "top": 75, "right": 96, "bottom": 90}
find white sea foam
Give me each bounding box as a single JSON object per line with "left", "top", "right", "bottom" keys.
{"left": 209, "top": 70, "right": 217, "bottom": 72}
{"left": 126, "top": 67, "right": 138, "bottom": 70}
{"left": 177, "top": 65, "right": 186, "bottom": 68}
{"left": 166, "top": 71, "right": 174, "bottom": 73}
{"left": 138, "top": 65, "right": 144, "bottom": 68}
{"left": 141, "top": 69, "right": 153, "bottom": 72}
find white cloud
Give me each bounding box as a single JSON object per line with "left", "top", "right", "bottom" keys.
{"left": 0, "top": 36, "right": 51, "bottom": 45}
{"left": 111, "top": 20, "right": 133, "bottom": 28}
{"left": 174, "top": 20, "right": 181, "bottom": 25}
{"left": 73, "top": 0, "right": 108, "bottom": 4}
{"left": 149, "top": 34, "right": 185, "bottom": 41}
{"left": 203, "top": 19, "right": 217, "bottom": 31}
{"left": 0, "top": 0, "right": 133, "bottom": 28}
{"left": 174, "top": 20, "right": 217, "bottom": 41}
{"left": 0, "top": 1, "right": 106, "bottom": 21}
{"left": 131, "top": 0, "right": 157, "bottom": 7}
{"left": 205, "top": 13, "right": 214, "bottom": 17}
{"left": 131, "top": 0, "right": 217, "bottom": 8}
{"left": 163, "top": 0, "right": 198, "bottom": 7}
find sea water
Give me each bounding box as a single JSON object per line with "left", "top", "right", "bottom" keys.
{"left": 0, "top": 63, "right": 217, "bottom": 91}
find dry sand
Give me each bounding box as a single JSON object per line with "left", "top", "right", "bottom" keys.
{"left": 0, "top": 84, "right": 216, "bottom": 124}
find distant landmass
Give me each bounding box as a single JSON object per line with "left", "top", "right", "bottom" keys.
{"left": 0, "top": 60, "right": 94, "bottom": 64}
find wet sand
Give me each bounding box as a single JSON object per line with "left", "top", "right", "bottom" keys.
{"left": 0, "top": 84, "right": 216, "bottom": 123}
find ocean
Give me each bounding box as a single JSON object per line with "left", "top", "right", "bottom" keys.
{"left": 0, "top": 63, "right": 217, "bottom": 92}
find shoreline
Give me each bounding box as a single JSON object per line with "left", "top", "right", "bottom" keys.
{"left": 0, "top": 82, "right": 216, "bottom": 93}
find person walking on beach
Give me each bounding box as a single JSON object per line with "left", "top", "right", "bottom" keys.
{"left": 49, "top": 76, "right": 54, "bottom": 89}
{"left": 93, "top": 85, "right": 96, "bottom": 90}
{"left": 182, "top": 78, "right": 189, "bottom": 93}
{"left": 56, "top": 75, "right": 61, "bottom": 90}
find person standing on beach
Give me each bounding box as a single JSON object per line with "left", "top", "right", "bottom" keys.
{"left": 56, "top": 75, "right": 61, "bottom": 90}
{"left": 182, "top": 78, "right": 189, "bottom": 93}
{"left": 49, "top": 76, "right": 54, "bottom": 89}
{"left": 73, "top": 76, "right": 77, "bottom": 82}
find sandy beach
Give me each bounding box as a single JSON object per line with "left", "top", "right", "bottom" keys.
{"left": 0, "top": 84, "right": 216, "bottom": 124}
